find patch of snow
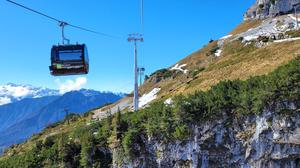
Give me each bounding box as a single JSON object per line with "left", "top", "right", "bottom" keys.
{"left": 274, "top": 37, "right": 300, "bottom": 43}
{"left": 247, "top": 28, "right": 253, "bottom": 32}
{"left": 235, "top": 15, "right": 298, "bottom": 43}
{"left": 243, "top": 35, "right": 260, "bottom": 41}
{"left": 170, "top": 64, "right": 188, "bottom": 74}
{"left": 164, "top": 98, "right": 173, "bottom": 105}
{"left": 214, "top": 49, "right": 222, "bottom": 57}
{"left": 220, "top": 34, "right": 232, "bottom": 40}
{"left": 0, "top": 97, "right": 12, "bottom": 105}
{"left": 139, "top": 88, "right": 161, "bottom": 108}
{"left": 218, "top": 35, "right": 232, "bottom": 47}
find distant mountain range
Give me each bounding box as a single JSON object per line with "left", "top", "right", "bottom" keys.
{"left": 0, "top": 83, "right": 124, "bottom": 154}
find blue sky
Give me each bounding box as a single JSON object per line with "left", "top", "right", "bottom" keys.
{"left": 0, "top": 0, "right": 255, "bottom": 92}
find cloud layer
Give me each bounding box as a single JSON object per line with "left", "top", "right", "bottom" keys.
{"left": 0, "top": 97, "right": 12, "bottom": 105}
{"left": 0, "top": 85, "right": 31, "bottom": 98}
{"left": 56, "top": 77, "right": 87, "bottom": 94}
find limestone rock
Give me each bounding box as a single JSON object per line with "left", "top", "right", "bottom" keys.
{"left": 244, "top": 0, "right": 300, "bottom": 20}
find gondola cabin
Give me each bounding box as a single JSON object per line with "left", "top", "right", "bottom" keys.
{"left": 49, "top": 44, "right": 89, "bottom": 76}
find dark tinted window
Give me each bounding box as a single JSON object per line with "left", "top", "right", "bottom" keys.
{"left": 58, "top": 50, "right": 82, "bottom": 61}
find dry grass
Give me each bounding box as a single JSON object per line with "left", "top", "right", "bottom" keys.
{"left": 137, "top": 20, "right": 263, "bottom": 96}
{"left": 183, "top": 40, "right": 300, "bottom": 93}
{"left": 177, "top": 40, "right": 218, "bottom": 70}
{"left": 230, "top": 20, "right": 262, "bottom": 35}
{"left": 137, "top": 41, "right": 218, "bottom": 97}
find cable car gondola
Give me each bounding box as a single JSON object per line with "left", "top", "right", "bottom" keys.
{"left": 49, "top": 44, "right": 89, "bottom": 76}
{"left": 6, "top": 0, "right": 120, "bottom": 77}
{"left": 49, "top": 21, "right": 90, "bottom": 76}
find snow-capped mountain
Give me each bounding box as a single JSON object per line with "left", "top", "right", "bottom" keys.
{"left": 0, "top": 83, "right": 59, "bottom": 105}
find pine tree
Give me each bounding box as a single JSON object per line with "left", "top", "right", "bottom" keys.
{"left": 58, "top": 134, "right": 69, "bottom": 167}
{"left": 80, "top": 131, "right": 94, "bottom": 168}
{"left": 97, "top": 108, "right": 113, "bottom": 147}
{"left": 160, "top": 106, "right": 174, "bottom": 139}
{"left": 106, "top": 108, "right": 112, "bottom": 130}
{"left": 108, "top": 107, "right": 122, "bottom": 148}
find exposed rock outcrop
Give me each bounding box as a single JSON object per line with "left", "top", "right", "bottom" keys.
{"left": 244, "top": 0, "right": 300, "bottom": 20}
{"left": 113, "top": 101, "right": 300, "bottom": 168}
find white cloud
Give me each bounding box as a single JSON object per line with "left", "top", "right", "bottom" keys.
{"left": 0, "top": 97, "right": 12, "bottom": 105}
{"left": 0, "top": 85, "right": 31, "bottom": 98}
{"left": 9, "top": 86, "right": 30, "bottom": 97}
{"left": 55, "top": 77, "right": 87, "bottom": 94}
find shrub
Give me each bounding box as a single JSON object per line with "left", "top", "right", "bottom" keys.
{"left": 191, "top": 67, "right": 205, "bottom": 77}
{"left": 209, "top": 45, "right": 220, "bottom": 55}
{"left": 286, "top": 29, "right": 300, "bottom": 38}
{"left": 172, "top": 124, "right": 191, "bottom": 141}
{"left": 122, "top": 129, "right": 140, "bottom": 158}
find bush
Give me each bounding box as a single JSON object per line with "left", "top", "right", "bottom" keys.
{"left": 172, "top": 124, "right": 191, "bottom": 141}
{"left": 209, "top": 45, "right": 220, "bottom": 55}
{"left": 122, "top": 129, "right": 140, "bottom": 158}
{"left": 286, "top": 29, "right": 300, "bottom": 38}
{"left": 150, "top": 68, "right": 173, "bottom": 78}
{"left": 191, "top": 67, "right": 205, "bottom": 77}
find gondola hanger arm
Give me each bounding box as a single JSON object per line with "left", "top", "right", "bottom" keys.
{"left": 59, "top": 21, "right": 70, "bottom": 45}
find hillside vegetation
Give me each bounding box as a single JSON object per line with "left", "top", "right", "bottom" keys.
{"left": 1, "top": 53, "right": 299, "bottom": 167}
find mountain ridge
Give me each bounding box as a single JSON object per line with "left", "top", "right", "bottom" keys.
{"left": 0, "top": 88, "right": 124, "bottom": 154}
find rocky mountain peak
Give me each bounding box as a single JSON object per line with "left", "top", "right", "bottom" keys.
{"left": 244, "top": 0, "right": 300, "bottom": 20}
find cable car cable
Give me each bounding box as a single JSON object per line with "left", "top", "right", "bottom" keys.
{"left": 6, "top": 0, "right": 60, "bottom": 22}
{"left": 68, "top": 24, "right": 122, "bottom": 39}
{"left": 6, "top": 0, "right": 123, "bottom": 40}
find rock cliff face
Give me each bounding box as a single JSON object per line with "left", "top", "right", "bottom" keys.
{"left": 244, "top": 0, "right": 300, "bottom": 20}
{"left": 113, "top": 100, "right": 300, "bottom": 168}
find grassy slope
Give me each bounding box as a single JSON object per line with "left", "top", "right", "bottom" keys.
{"left": 139, "top": 19, "right": 300, "bottom": 100}
{"left": 184, "top": 40, "right": 300, "bottom": 92}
